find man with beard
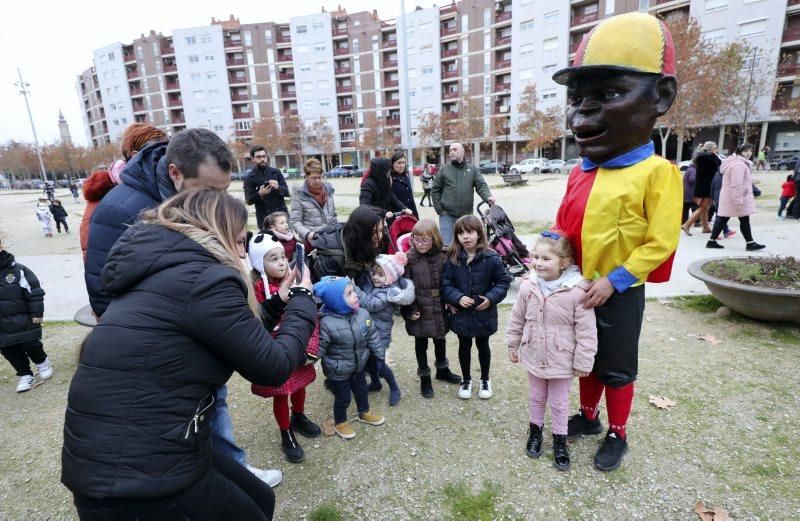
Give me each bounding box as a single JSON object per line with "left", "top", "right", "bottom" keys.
{"left": 244, "top": 146, "right": 289, "bottom": 230}
{"left": 552, "top": 13, "right": 681, "bottom": 472}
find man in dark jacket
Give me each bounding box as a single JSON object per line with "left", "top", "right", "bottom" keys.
{"left": 0, "top": 241, "right": 52, "bottom": 393}
{"left": 243, "top": 145, "right": 289, "bottom": 230}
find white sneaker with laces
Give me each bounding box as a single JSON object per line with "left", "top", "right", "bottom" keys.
{"left": 16, "top": 375, "right": 35, "bottom": 393}
{"left": 37, "top": 358, "right": 53, "bottom": 380}
{"left": 247, "top": 465, "right": 283, "bottom": 488}
{"left": 478, "top": 379, "right": 493, "bottom": 399}
{"left": 458, "top": 379, "right": 473, "bottom": 399}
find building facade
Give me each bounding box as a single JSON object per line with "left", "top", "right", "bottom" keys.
{"left": 78, "top": 1, "right": 800, "bottom": 166}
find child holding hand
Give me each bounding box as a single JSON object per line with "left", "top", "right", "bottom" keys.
{"left": 506, "top": 231, "right": 597, "bottom": 471}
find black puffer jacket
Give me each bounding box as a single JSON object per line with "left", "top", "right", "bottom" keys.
{"left": 401, "top": 248, "right": 448, "bottom": 339}
{"left": 62, "top": 222, "right": 315, "bottom": 499}
{"left": 0, "top": 251, "right": 44, "bottom": 346}
{"left": 391, "top": 172, "right": 419, "bottom": 218}
{"left": 309, "top": 223, "right": 369, "bottom": 286}
{"left": 360, "top": 176, "right": 407, "bottom": 214}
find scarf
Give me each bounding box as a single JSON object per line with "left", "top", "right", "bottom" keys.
{"left": 271, "top": 229, "right": 294, "bottom": 242}
{"left": 536, "top": 265, "right": 584, "bottom": 297}
{"left": 307, "top": 181, "right": 327, "bottom": 208}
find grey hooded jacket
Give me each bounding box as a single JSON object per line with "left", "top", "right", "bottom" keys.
{"left": 318, "top": 307, "right": 384, "bottom": 380}
{"left": 357, "top": 277, "right": 416, "bottom": 348}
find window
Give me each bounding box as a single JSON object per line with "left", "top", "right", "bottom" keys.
{"left": 739, "top": 19, "right": 767, "bottom": 39}
{"left": 196, "top": 107, "right": 207, "bottom": 115}
{"left": 408, "top": 68, "right": 418, "bottom": 78}
{"left": 316, "top": 61, "right": 326, "bottom": 71}
{"left": 318, "top": 80, "right": 329, "bottom": 89}
{"left": 520, "top": 43, "right": 534, "bottom": 56}
{"left": 299, "top": 63, "right": 312, "bottom": 72}
{"left": 208, "top": 89, "right": 220, "bottom": 98}
{"left": 638, "top": 0, "right": 648, "bottom": 9}
{"left": 137, "top": 47, "right": 143, "bottom": 60}
{"left": 520, "top": 19, "right": 535, "bottom": 32}
{"left": 702, "top": 28, "right": 726, "bottom": 44}
{"left": 204, "top": 54, "right": 215, "bottom": 62}
{"left": 519, "top": 68, "right": 534, "bottom": 80}
{"left": 409, "top": 89, "right": 416, "bottom": 97}
{"left": 741, "top": 54, "right": 762, "bottom": 69}
{"left": 705, "top": 0, "right": 728, "bottom": 11}
{"left": 235, "top": 120, "right": 252, "bottom": 130}
{"left": 297, "top": 44, "right": 310, "bottom": 54}
{"left": 542, "top": 89, "right": 557, "bottom": 100}
{"left": 191, "top": 72, "right": 201, "bottom": 81}
{"left": 314, "top": 42, "right": 326, "bottom": 52}
{"left": 213, "top": 124, "right": 225, "bottom": 132}
{"left": 420, "top": 44, "right": 432, "bottom": 54}
{"left": 483, "top": 8, "right": 491, "bottom": 27}
{"left": 265, "top": 30, "right": 273, "bottom": 44}
{"left": 206, "top": 71, "right": 216, "bottom": 80}
{"left": 121, "top": 117, "right": 128, "bottom": 124}
{"left": 320, "top": 99, "right": 331, "bottom": 107}
{"left": 296, "top": 25, "right": 307, "bottom": 34}
{"left": 210, "top": 106, "right": 222, "bottom": 114}
{"left": 193, "top": 90, "right": 205, "bottom": 99}
{"left": 108, "top": 51, "right": 115, "bottom": 61}
{"left": 422, "top": 85, "right": 434, "bottom": 95}
{"left": 544, "top": 11, "right": 558, "bottom": 25}
{"left": 420, "top": 22, "right": 432, "bottom": 33}
{"left": 313, "top": 22, "right": 324, "bottom": 31}
{"left": 543, "top": 63, "right": 557, "bottom": 74}
{"left": 422, "top": 66, "right": 433, "bottom": 75}
{"left": 185, "top": 36, "right": 196, "bottom": 45}
{"left": 543, "top": 37, "right": 558, "bottom": 51}
{"left": 244, "top": 31, "right": 252, "bottom": 46}
{"left": 301, "top": 82, "right": 313, "bottom": 91}
{"left": 199, "top": 33, "right": 211, "bottom": 44}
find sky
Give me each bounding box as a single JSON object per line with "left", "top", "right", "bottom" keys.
{"left": 0, "top": 1, "right": 431, "bottom": 147}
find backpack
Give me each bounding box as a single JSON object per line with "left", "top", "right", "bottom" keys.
{"left": 308, "top": 222, "right": 350, "bottom": 282}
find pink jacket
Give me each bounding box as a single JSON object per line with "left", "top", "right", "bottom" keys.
{"left": 506, "top": 278, "right": 597, "bottom": 379}
{"left": 717, "top": 154, "right": 756, "bottom": 218}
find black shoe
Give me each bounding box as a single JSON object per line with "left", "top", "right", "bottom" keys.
{"left": 420, "top": 375, "right": 434, "bottom": 398}
{"left": 593, "top": 430, "right": 628, "bottom": 471}
{"left": 291, "top": 412, "right": 321, "bottom": 438}
{"left": 553, "top": 434, "right": 570, "bottom": 471}
{"left": 368, "top": 380, "right": 383, "bottom": 392}
{"left": 567, "top": 412, "right": 604, "bottom": 440}
{"left": 526, "top": 423, "right": 542, "bottom": 458}
{"left": 435, "top": 367, "right": 462, "bottom": 385}
{"left": 746, "top": 242, "right": 766, "bottom": 251}
{"left": 706, "top": 240, "right": 724, "bottom": 249}
{"left": 280, "top": 429, "right": 305, "bottom": 463}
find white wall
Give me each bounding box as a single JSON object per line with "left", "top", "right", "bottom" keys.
{"left": 173, "top": 24, "right": 234, "bottom": 140}
{"left": 93, "top": 43, "right": 134, "bottom": 142}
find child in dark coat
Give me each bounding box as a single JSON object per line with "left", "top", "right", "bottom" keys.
{"left": 49, "top": 199, "right": 70, "bottom": 233}
{"left": 0, "top": 240, "right": 52, "bottom": 392}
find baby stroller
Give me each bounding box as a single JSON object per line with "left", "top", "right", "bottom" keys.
{"left": 387, "top": 212, "right": 418, "bottom": 254}
{"left": 476, "top": 202, "right": 529, "bottom": 278}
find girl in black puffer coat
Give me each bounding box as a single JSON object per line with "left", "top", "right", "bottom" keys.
{"left": 401, "top": 219, "right": 461, "bottom": 398}
{"left": 442, "top": 215, "right": 511, "bottom": 402}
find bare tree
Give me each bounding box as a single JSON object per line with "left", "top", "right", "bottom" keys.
{"left": 250, "top": 116, "right": 284, "bottom": 162}
{"left": 305, "top": 117, "right": 337, "bottom": 170}
{"left": 416, "top": 112, "right": 442, "bottom": 165}
{"left": 721, "top": 41, "right": 776, "bottom": 145}
{"left": 515, "top": 84, "right": 563, "bottom": 156}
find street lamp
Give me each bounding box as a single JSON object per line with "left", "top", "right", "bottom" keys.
{"left": 14, "top": 68, "right": 49, "bottom": 184}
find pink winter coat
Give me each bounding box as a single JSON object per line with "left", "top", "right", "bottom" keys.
{"left": 717, "top": 154, "right": 756, "bottom": 218}
{"left": 506, "top": 277, "right": 597, "bottom": 379}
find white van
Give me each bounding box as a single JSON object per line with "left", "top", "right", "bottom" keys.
{"left": 509, "top": 158, "right": 550, "bottom": 175}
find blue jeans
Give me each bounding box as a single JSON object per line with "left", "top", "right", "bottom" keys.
{"left": 210, "top": 384, "right": 247, "bottom": 466}
{"left": 328, "top": 371, "right": 370, "bottom": 424}
{"left": 439, "top": 214, "right": 459, "bottom": 247}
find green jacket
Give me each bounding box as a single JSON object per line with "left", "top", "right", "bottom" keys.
{"left": 431, "top": 162, "right": 492, "bottom": 217}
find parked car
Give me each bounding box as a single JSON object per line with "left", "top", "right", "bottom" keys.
{"left": 325, "top": 165, "right": 357, "bottom": 178}
{"left": 478, "top": 160, "right": 509, "bottom": 174}
{"left": 230, "top": 171, "right": 246, "bottom": 181}
{"left": 776, "top": 155, "right": 800, "bottom": 171}
{"left": 563, "top": 158, "right": 581, "bottom": 171}
{"left": 542, "top": 160, "right": 566, "bottom": 174}
{"left": 509, "top": 158, "right": 550, "bottom": 175}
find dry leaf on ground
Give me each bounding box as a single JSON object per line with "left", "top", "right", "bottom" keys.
{"left": 322, "top": 419, "right": 335, "bottom": 436}
{"left": 649, "top": 395, "right": 676, "bottom": 409}
{"left": 699, "top": 334, "right": 722, "bottom": 345}
{"left": 694, "top": 500, "right": 733, "bottom": 520}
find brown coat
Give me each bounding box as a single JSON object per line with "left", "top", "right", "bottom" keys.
{"left": 401, "top": 248, "right": 448, "bottom": 339}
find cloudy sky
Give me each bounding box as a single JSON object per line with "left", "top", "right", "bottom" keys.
{"left": 0, "top": 1, "right": 431, "bottom": 146}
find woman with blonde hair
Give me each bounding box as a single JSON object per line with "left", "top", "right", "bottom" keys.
{"left": 62, "top": 188, "right": 316, "bottom": 520}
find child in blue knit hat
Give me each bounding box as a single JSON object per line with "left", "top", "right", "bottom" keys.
{"left": 314, "top": 276, "right": 386, "bottom": 439}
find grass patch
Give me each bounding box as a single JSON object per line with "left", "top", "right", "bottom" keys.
{"left": 443, "top": 482, "right": 499, "bottom": 521}
{"left": 309, "top": 504, "right": 343, "bottom": 521}
{"left": 513, "top": 220, "right": 552, "bottom": 236}
{"left": 703, "top": 257, "right": 800, "bottom": 290}
{"left": 669, "top": 295, "right": 722, "bottom": 313}
{"left": 770, "top": 327, "right": 800, "bottom": 345}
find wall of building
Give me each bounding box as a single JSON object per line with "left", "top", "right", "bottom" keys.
{"left": 93, "top": 43, "right": 134, "bottom": 142}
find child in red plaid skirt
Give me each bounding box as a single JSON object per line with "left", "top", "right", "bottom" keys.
{"left": 248, "top": 231, "right": 321, "bottom": 464}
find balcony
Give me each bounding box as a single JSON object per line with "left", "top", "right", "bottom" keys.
{"left": 384, "top": 79, "right": 399, "bottom": 88}
{"left": 278, "top": 70, "right": 295, "bottom": 81}
{"left": 277, "top": 52, "right": 293, "bottom": 63}
{"left": 441, "top": 4, "right": 457, "bottom": 17}
{"left": 230, "top": 74, "right": 247, "bottom": 85}
{"left": 336, "top": 85, "right": 353, "bottom": 94}
{"left": 339, "top": 121, "right": 355, "bottom": 130}
{"left": 570, "top": 40, "right": 582, "bottom": 54}
{"left": 496, "top": 127, "right": 510, "bottom": 136}
{"left": 230, "top": 93, "right": 250, "bottom": 101}
{"left": 385, "top": 99, "right": 400, "bottom": 107}
{"left": 127, "top": 69, "right": 140, "bottom": 80}
{"left": 171, "top": 116, "right": 185, "bottom": 124}
{"left": 334, "top": 47, "right": 350, "bottom": 56}
{"left": 337, "top": 103, "right": 353, "bottom": 112}
{"left": 772, "top": 95, "right": 791, "bottom": 111}
{"left": 493, "top": 105, "right": 510, "bottom": 115}
{"left": 790, "top": 0, "right": 800, "bottom": 5}
{"left": 442, "top": 48, "right": 459, "bottom": 57}
{"left": 382, "top": 39, "right": 397, "bottom": 49}
{"left": 778, "top": 62, "right": 800, "bottom": 76}
{"left": 442, "top": 90, "right": 459, "bottom": 100}
{"left": 161, "top": 44, "right": 175, "bottom": 55}
{"left": 783, "top": 27, "right": 800, "bottom": 43}
{"left": 442, "top": 69, "right": 458, "bottom": 79}
{"left": 235, "top": 129, "right": 252, "bottom": 137}
{"left": 285, "top": 108, "right": 298, "bottom": 115}
{"left": 233, "top": 110, "right": 251, "bottom": 119}
{"left": 132, "top": 101, "right": 146, "bottom": 112}
{"left": 441, "top": 24, "right": 458, "bottom": 36}
{"left": 383, "top": 58, "right": 399, "bottom": 68}
{"left": 123, "top": 52, "right": 135, "bottom": 63}
{"left": 495, "top": 82, "right": 511, "bottom": 92}
{"left": 496, "top": 11, "right": 512, "bottom": 22}
{"left": 495, "top": 35, "right": 511, "bottom": 47}
{"left": 281, "top": 89, "right": 297, "bottom": 99}
{"left": 495, "top": 59, "right": 511, "bottom": 69}
{"left": 129, "top": 86, "right": 144, "bottom": 96}
{"left": 165, "top": 80, "right": 180, "bottom": 90}
{"left": 227, "top": 57, "right": 245, "bottom": 66}
{"left": 224, "top": 39, "right": 242, "bottom": 48}
{"left": 571, "top": 12, "right": 599, "bottom": 27}
{"left": 276, "top": 34, "right": 291, "bottom": 44}
{"left": 168, "top": 98, "right": 182, "bottom": 107}
{"left": 335, "top": 66, "right": 351, "bottom": 75}
{"left": 333, "top": 27, "right": 348, "bottom": 37}
{"left": 163, "top": 63, "right": 177, "bottom": 73}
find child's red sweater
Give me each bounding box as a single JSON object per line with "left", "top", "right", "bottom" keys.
{"left": 781, "top": 181, "right": 796, "bottom": 198}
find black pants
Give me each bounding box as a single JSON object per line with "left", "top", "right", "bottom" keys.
{"left": 55, "top": 218, "right": 69, "bottom": 233}
{"left": 457, "top": 335, "right": 490, "bottom": 382}
{"left": 594, "top": 284, "right": 645, "bottom": 387}
{"left": 328, "top": 371, "right": 369, "bottom": 424}
{"left": 793, "top": 180, "right": 800, "bottom": 219}
{"left": 73, "top": 450, "right": 275, "bottom": 520}
{"left": 419, "top": 189, "right": 431, "bottom": 206}
{"left": 414, "top": 337, "right": 447, "bottom": 373}
{"left": 681, "top": 201, "right": 697, "bottom": 224}
{"left": 1, "top": 340, "right": 47, "bottom": 376}
{"left": 710, "top": 215, "right": 753, "bottom": 242}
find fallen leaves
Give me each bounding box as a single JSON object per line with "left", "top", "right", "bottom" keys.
{"left": 322, "top": 419, "right": 336, "bottom": 437}
{"left": 648, "top": 395, "right": 676, "bottom": 409}
{"left": 694, "top": 500, "right": 733, "bottom": 520}
{"left": 698, "top": 334, "right": 722, "bottom": 345}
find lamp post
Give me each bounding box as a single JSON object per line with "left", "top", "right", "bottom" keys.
{"left": 14, "top": 68, "right": 49, "bottom": 184}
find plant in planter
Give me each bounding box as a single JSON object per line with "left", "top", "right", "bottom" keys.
{"left": 688, "top": 256, "right": 800, "bottom": 324}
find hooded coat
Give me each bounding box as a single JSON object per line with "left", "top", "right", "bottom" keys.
{"left": 717, "top": 154, "right": 757, "bottom": 218}
{"left": 79, "top": 171, "right": 117, "bottom": 261}
{"left": 401, "top": 248, "right": 449, "bottom": 339}
{"left": 357, "top": 277, "right": 415, "bottom": 347}
{"left": 62, "top": 221, "right": 316, "bottom": 499}
{"left": 84, "top": 142, "right": 174, "bottom": 316}
{"left": 0, "top": 251, "right": 44, "bottom": 346}
{"left": 318, "top": 306, "right": 384, "bottom": 380}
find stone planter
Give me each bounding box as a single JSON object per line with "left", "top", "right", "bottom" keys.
{"left": 688, "top": 257, "right": 800, "bottom": 324}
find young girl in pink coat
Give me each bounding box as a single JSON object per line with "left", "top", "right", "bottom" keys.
{"left": 506, "top": 231, "right": 598, "bottom": 471}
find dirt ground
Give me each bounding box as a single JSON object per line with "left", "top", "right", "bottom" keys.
{"left": 1, "top": 303, "right": 798, "bottom": 520}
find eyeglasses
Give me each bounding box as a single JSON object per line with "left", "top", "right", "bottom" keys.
{"left": 413, "top": 236, "right": 433, "bottom": 244}
{"left": 540, "top": 231, "right": 561, "bottom": 240}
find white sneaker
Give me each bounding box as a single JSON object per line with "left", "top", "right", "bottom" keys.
{"left": 36, "top": 358, "right": 53, "bottom": 380}
{"left": 458, "top": 379, "right": 473, "bottom": 399}
{"left": 16, "top": 375, "right": 35, "bottom": 393}
{"left": 478, "top": 379, "right": 493, "bottom": 399}
{"left": 247, "top": 465, "right": 282, "bottom": 488}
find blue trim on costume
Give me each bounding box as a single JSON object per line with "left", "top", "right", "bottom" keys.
{"left": 608, "top": 266, "right": 638, "bottom": 293}
{"left": 581, "top": 141, "right": 655, "bottom": 171}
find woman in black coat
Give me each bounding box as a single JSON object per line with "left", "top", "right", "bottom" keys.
{"left": 61, "top": 188, "right": 316, "bottom": 520}
{"left": 683, "top": 142, "right": 720, "bottom": 234}
{"left": 389, "top": 151, "right": 419, "bottom": 218}
{"left": 360, "top": 157, "right": 412, "bottom": 219}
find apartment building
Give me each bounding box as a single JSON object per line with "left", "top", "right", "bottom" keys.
{"left": 78, "top": 1, "right": 800, "bottom": 165}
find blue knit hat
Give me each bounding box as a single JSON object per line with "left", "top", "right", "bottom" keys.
{"left": 313, "top": 276, "right": 356, "bottom": 315}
